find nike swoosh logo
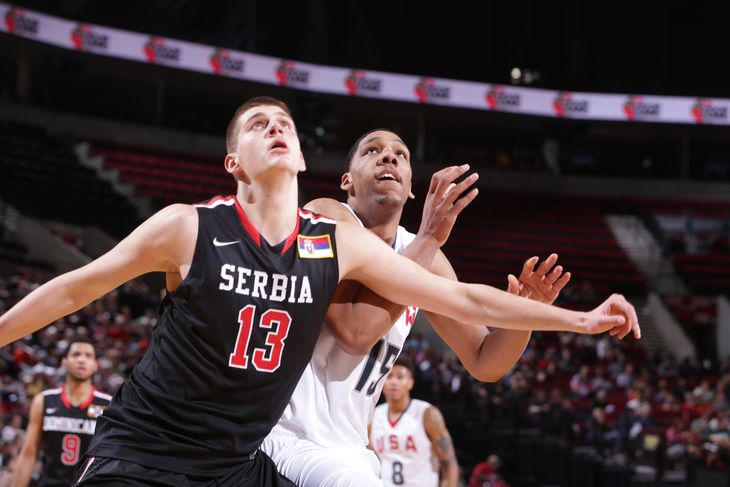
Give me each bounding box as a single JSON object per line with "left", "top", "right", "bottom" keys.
{"left": 213, "top": 237, "right": 239, "bottom": 247}
{"left": 45, "top": 408, "right": 58, "bottom": 414}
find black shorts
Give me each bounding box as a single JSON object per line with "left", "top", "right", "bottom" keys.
{"left": 72, "top": 451, "right": 296, "bottom": 487}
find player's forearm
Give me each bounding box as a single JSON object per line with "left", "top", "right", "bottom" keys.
{"left": 336, "top": 235, "right": 441, "bottom": 353}
{"left": 0, "top": 271, "right": 102, "bottom": 346}
{"left": 462, "top": 283, "right": 585, "bottom": 332}
{"left": 439, "top": 463, "right": 460, "bottom": 487}
{"left": 10, "top": 453, "right": 35, "bottom": 487}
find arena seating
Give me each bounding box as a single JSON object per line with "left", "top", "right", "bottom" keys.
{"left": 0, "top": 123, "right": 138, "bottom": 238}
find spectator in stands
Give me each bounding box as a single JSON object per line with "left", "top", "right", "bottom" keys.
{"left": 468, "top": 454, "right": 508, "bottom": 487}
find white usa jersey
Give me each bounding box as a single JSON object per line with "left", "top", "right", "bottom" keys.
{"left": 265, "top": 203, "right": 418, "bottom": 450}
{"left": 370, "top": 399, "right": 438, "bottom": 487}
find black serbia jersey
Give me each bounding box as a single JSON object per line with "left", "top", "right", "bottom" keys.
{"left": 38, "top": 387, "right": 111, "bottom": 487}
{"left": 88, "top": 196, "right": 340, "bottom": 476}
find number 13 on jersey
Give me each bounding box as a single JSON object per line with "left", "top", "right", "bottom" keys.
{"left": 229, "top": 305, "right": 292, "bottom": 373}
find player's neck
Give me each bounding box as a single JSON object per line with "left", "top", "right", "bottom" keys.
{"left": 348, "top": 200, "right": 403, "bottom": 246}
{"left": 236, "top": 177, "right": 299, "bottom": 245}
{"left": 388, "top": 396, "right": 410, "bottom": 416}
{"left": 64, "top": 380, "right": 93, "bottom": 406}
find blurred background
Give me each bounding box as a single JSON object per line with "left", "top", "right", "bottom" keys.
{"left": 0, "top": 2, "right": 729, "bottom": 486}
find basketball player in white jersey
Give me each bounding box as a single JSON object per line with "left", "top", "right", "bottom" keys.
{"left": 262, "top": 129, "right": 576, "bottom": 486}
{"left": 371, "top": 356, "right": 454, "bottom": 487}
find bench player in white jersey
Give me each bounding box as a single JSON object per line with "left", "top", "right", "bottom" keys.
{"left": 371, "top": 356, "right": 452, "bottom": 487}
{"left": 261, "top": 129, "right": 578, "bottom": 486}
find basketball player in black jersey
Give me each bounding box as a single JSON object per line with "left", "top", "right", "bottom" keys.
{"left": 0, "top": 96, "right": 639, "bottom": 486}
{"left": 12, "top": 337, "right": 111, "bottom": 487}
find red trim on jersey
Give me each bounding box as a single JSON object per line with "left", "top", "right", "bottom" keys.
{"left": 280, "top": 213, "right": 300, "bottom": 254}
{"left": 80, "top": 387, "right": 97, "bottom": 410}
{"left": 388, "top": 400, "right": 412, "bottom": 428}
{"left": 60, "top": 386, "right": 97, "bottom": 410}
{"left": 197, "top": 195, "right": 233, "bottom": 208}
{"left": 233, "top": 198, "right": 261, "bottom": 247}
{"left": 60, "top": 386, "right": 71, "bottom": 409}
{"left": 299, "top": 208, "right": 336, "bottom": 224}
{"left": 233, "top": 197, "right": 303, "bottom": 253}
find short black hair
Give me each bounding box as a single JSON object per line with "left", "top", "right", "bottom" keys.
{"left": 344, "top": 128, "right": 399, "bottom": 170}
{"left": 63, "top": 336, "right": 96, "bottom": 358}
{"left": 393, "top": 355, "right": 415, "bottom": 376}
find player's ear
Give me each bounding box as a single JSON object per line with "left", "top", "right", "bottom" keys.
{"left": 341, "top": 172, "right": 353, "bottom": 192}
{"left": 225, "top": 153, "right": 250, "bottom": 184}
{"left": 408, "top": 190, "right": 415, "bottom": 199}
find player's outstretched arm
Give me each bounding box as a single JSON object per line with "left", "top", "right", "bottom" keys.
{"left": 423, "top": 406, "right": 460, "bottom": 487}
{"left": 0, "top": 204, "right": 196, "bottom": 346}
{"left": 309, "top": 165, "right": 478, "bottom": 355}
{"left": 424, "top": 254, "right": 571, "bottom": 382}
{"left": 336, "top": 223, "right": 640, "bottom": 337}
{"left": 11, "top": 393, "right": 43, "bottom": 487}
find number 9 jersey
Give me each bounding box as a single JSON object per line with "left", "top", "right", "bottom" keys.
{"left": 39, "top": 386, "right": 111, "bottom": 487}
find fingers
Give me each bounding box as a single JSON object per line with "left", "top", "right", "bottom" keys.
{"left": 552, "top": 272, "right": 571, "bottom": 293}
{"left": 451, "top": 187, "right": 478, "bottom": 214}
{"left": 544, "top": 264, "right": 563, "bottom": 286}
{"left": 443, "top": 171, "right": 479, "bottom": 204}
{"left": 605, "top": 294, "right": 641, "bottom": 341}
{"left": 429, "top": 164, "right": 470, "bottom": 198}
{"left": 520, "top": 256, "right": 539, "bottom": 281}
{"left": 535, "top": 253, "right": 558, "bottom": 279}
{"left": 507, "top": 274, "right": 520, "bottom": 295}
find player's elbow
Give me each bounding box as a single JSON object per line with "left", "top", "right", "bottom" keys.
{"left": 469, "top": 364, "right": 506, "bottom": 383}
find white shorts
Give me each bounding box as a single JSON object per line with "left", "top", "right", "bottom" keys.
{"left": 261, "top": 426, "right": 382, "bottom": 487}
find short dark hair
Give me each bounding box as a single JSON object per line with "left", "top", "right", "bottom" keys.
{"left": 344, "top": 128, "right": 399, "bottom": 170}
{"left": 393, "top": 355, "right": 415, "bottom": 376}
{"left": 226, "top": 96, "right": 294, "bottom": 154}
{"left": 63, "top": 336, "right": 96, "bottom": 358}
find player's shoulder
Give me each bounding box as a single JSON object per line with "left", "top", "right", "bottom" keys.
{"left": 374, "top": 402, "right": 388, "bottom": 415}
{"left": 40, "top": 387, "right": 63, "bottom": 398}
{"left": 303, "top": 199, "right": 354, "bottom": 224}
{"left": 92, "top": 390, "right": 113, "bottom": 403}
{"left": 299, "top": 207, "right": 337, "bottom": 227}
{"left": 193, "top": 195, "right": 236, "bottom": 210}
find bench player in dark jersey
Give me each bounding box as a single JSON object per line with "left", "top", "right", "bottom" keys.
{"left": 0, "top": 96, "right": 639, "bottom": 486}
{"left": 12, "top": 337, "right": 111, "bottom": 487}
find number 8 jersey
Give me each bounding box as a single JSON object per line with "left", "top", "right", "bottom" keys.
{"left": 87, "top": 195, "right": 340, "bottom": 477}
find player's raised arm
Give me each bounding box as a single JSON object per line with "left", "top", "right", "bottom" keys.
{"left": 335, "top": 221, "right": 639, "bottom": 337}
{"left": 309, "top": 165, "right": 478, "bottom": 355}
{"left": 0, "top": 204, "right": 197, "bottom": 346}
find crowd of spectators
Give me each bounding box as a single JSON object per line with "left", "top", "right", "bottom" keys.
{"left": 403, "top": 328, "right": 730, "bottom": 480}
{"left": 0, "top": 268, "right": 728, "bottom": 484}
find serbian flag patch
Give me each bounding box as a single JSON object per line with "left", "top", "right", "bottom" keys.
{"left": 297, "top": 234, "right": 334, "bottom": 259}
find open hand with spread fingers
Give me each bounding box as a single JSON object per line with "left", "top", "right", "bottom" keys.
{"left": 507, "top": 253, "right": 571, "bottom": 305}
{"left": 417, "top": 164, "right": 479, "bottom": 246}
